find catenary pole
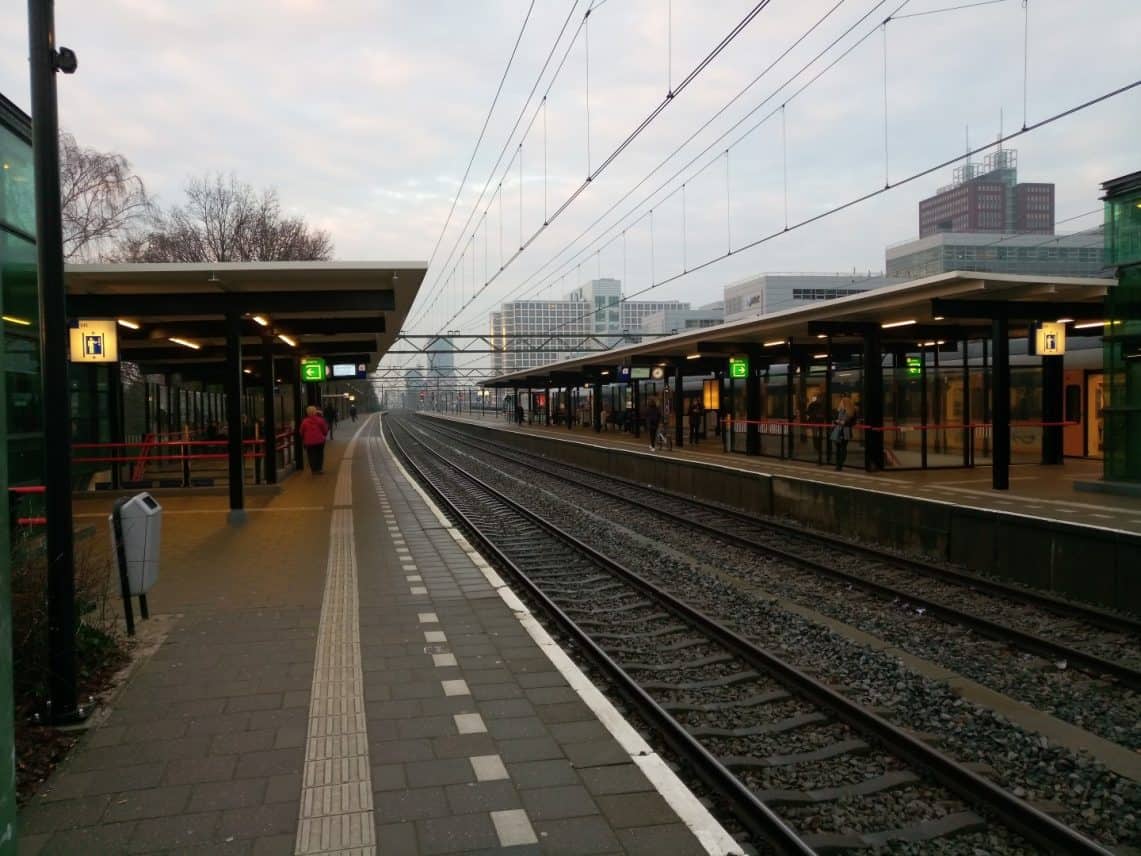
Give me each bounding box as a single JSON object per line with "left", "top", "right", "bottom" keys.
{"left": 28, "top": 0, "right": 80, "bottom": 722}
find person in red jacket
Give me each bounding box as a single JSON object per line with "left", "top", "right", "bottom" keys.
{"left": 298, "top": 405, "right": 330, "bottom": 474}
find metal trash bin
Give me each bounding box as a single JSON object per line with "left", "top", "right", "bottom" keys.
{"left": 109, "top": 492, "right": 162, "bottom": 634}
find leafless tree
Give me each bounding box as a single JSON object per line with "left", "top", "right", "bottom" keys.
{"left": 118, "top": 173, "right": 333, "bottom": 262}
{"left": 59, "top": 132, "right": 151, "bottom": 261}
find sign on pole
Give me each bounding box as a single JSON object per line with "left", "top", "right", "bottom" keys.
{"left": 300, "top": 357, "right": 327, "bottom": 383}
{"left": 68, "top": 319, "right": 119, "bottom": 363}
{"left": 728, "top": 356, "right": 749, "bottom": 378}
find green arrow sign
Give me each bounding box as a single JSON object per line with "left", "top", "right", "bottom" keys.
{"left": 728, "top": 356, "right": 749, "bottom": 379}
{"left": 301, "top": 357, "right": 327, "bottom": 383}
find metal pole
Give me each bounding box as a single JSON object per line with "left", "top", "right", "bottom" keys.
{"left": 292, "top": 361, "right": 304, "bottom": 468}
{"left": 674, "top": 363, "right": 684, "bottom": 449}
{"left": 920, "top": 345, "right": 929, "bottom": 470}
{"left": 108, "top": 362, "right": 122, "bottom": 490}
{"left": 992, "top": 315, "right": 1011, "bottom": 490}
{"left": 962, "top": 341, "right": 972, "bottom": 466}
{"left": 224, "top": 311, "right": 246, "bottom": 523}
{"left": 29, "top": 0, "right": 81, "bottom": 722}
{"left": 261, "top": 340, "right": 277, "bottom": 484}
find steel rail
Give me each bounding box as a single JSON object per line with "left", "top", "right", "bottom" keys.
{"left": 421, "top": 419, "right": 1141, "bottom": 688}
{"left": 389, "top": 415, "right": 1111, "bottom": 856}
{"left": 383, "top": 420, "right": 811, "bottom": 855}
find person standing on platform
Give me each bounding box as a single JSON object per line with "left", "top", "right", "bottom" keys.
{"left": 831, "top": 397, "right": 853, "bottom": 471}
{"left": 323, "top": 402, "right": 337, "bottom": 440}
{"left": 688, "top": 399, "right": 703, "bottom": 444}
{"left": 806, "top": 394, "right": 824, "bottom": 455}
{"left": 299, "top": 405, "right": 330, "bottom": 475}
{"left": 349, "top": 403, "right": 358, "bottom": 422}
{"left": 645, "top": 398, "right": 662, "bottom": 451}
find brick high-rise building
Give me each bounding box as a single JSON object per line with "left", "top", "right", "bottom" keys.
{"left": 917, "top": 149, "right": 1054, "bottom": 237}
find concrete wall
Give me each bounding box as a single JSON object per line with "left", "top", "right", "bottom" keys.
{"left": 433, "top": 416, "right": 1141, "bottom": 614}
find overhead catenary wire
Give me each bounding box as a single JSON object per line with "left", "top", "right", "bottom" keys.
{"left": 531, "top": 78, "right": 1139, "bottom": 339}
{"left": 424, "top": 0, "right": 777, "bottom": 335}
{"left": 405, "top": 0, "right": 584, "bottom": 331}
{"left": 415, "top": 0, "right": 536, "bottom": 305}
{"left": 451, "top": 0, "right": 1022, "bottom": 331}
{"left": 460, "top": 0, "right": 877, "bottom": 322}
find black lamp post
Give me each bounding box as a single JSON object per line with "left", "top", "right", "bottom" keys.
{"left": 28, "top": 0, "right": 82, "bottom": 722}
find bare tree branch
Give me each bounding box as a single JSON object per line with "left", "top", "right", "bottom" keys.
{"left": 117, "top": 172, "right": 333, "bottom": 262}
{"left": 59, "top": 132, "right": 151, "bottom": 261}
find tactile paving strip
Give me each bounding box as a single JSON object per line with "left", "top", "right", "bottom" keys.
{"left": 295, "top": 456, "right": 375, "bottom": 855}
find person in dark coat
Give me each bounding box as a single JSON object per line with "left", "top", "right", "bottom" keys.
{"left": 645, "top": 399, "right": 662, "bottom": 451}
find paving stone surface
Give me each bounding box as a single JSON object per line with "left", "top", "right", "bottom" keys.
{"left": 18, "top": 416, "right": 707, "bottom": 854}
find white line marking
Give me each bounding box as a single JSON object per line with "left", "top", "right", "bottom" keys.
{"left": 432, "top": 653, "right": 458, "bottom": 668}
{"left": 470, "top": 754, "right": 509, "bottom": 782}
{"left": 424, "top": 631, "right": 447, "bottom": 643}
{"left": 491, "top": 809, "right": 538, "bottom": 847}
{"left": 454, "top": 713, "right": 487, "bottom": 734}
{"left": 441, "top": 679, "right": 471, "bottom": 697}
{"left": 418, "top": 613, "right": 439, "bottom": 623}
{"left": 410, "top": 586, "right": 428, "bottom": 595}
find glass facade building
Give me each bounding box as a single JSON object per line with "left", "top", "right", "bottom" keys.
{"left": 1, "top": 95, "right": 41, "bottom": 497}
{"left": 1101, "top": 172, "right": 1141, "bottom": 484}
{"left": 0, "top": 89, "right": 32, "bottom": 854}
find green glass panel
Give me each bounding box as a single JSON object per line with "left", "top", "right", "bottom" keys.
{"left": 0, "top": 124, "right": 34, "bottom": 238}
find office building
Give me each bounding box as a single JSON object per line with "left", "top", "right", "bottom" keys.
{"left": 723, "top": 273, "right": 902, "bottom": 323}
{"left": 639, "top": 304, "right": 724, "bottom": 335}
{"left": 490, "top": 279, "right": 687, "bottom": 374}
{"left": 886, "top": 229, "right": 1107, "bottom": 279}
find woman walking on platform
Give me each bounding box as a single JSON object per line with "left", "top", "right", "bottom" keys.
{"left": 299, "top": 405, "right": 330, "bottom": 475}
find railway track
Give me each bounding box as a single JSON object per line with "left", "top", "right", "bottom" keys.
{"left": 415, "top": 416, "right": 1141, "bottom": 691}
{"left": 383, "top": 415, "right": 1109, "bottom": 855}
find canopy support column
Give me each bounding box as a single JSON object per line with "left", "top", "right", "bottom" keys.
{"left": 862, "top": 331, "right": 885, "bottom": 471}
{"left": 745, "top": 352, "right": 761, "bottom": 456}
{"left": 225, "top": 311, "right": 246, "bottom": 523}
{"left": 1042, "top": 354, "right": 1064, "bottom": 465}
{"left": 992, "top": 314, "right": 1011, "bottom": 490}
{"left": 674, "top": 364, "right": 684, "bottom": 449}
{"left": 261, "top": 340, "right": 278, "bottom": 485}
{"left": 593, "top": 382, "right": 602, "bottom": 432}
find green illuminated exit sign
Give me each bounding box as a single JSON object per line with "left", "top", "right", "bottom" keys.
{"left": 728, "top": 356, "right": 749, "bottom": 378}
{"left": 907, "top": 357, "right": 922, "bottom": 377}
{"left": 301, "top": 357, "right": 327, "bottom": 382}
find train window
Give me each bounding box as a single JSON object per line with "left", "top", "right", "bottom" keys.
{"left": 1065, "top": 384, "right": 1082, "bottom": 424}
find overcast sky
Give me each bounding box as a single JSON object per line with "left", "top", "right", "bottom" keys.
{"left": 2, "top": 0, "right": 1138, "bottom": 371}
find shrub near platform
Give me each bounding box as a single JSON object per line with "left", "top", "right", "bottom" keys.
{"left": 10, "top": 532, "right": 127, "bottom": 802}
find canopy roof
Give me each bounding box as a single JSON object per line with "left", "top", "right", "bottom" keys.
{"left": 484, "top": 271, "right": 1112, "bottom": 386}
{"left": 65, "top": 261, "right": 425, "bottom": 375}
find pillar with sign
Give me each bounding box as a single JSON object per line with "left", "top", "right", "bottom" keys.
{"left": 1030, "top": 322, "right": 1066, "bottom": 466}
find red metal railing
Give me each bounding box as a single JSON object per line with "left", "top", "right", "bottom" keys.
{"left": 7, "top": 484, "right": 46, "bottom": 526}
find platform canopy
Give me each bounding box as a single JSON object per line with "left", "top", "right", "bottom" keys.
{"left": 64, "top": 261, "right": 425, "bottom": 375}
{"left": 483, "top": 271, "right": 1114, "bottom": 387}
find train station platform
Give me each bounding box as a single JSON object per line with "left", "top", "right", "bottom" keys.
{"left": 428, "top": 412, "right": 1141, "bottom": 612}
{"left": 440, "top": 412, "right": 1141, "bottom": 533}
{"left": 18, "top": 416, "right": 732, "bottom": 855}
